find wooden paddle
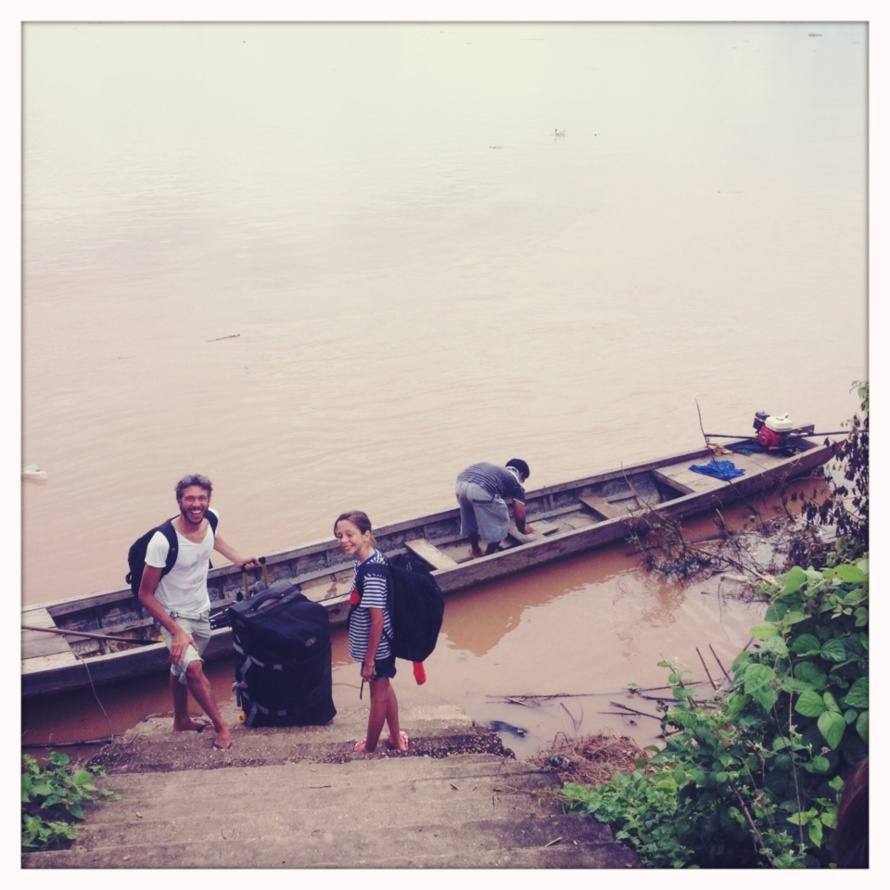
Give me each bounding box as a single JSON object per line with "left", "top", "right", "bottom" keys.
{"left": 22, "top": 624, "right": 160, "bottom": 646}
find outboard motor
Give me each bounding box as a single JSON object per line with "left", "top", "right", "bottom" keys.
{"left": 753, "top": 410, "right": 793, "bottom": 450}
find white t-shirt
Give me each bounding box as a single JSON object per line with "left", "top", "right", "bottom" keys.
{"left": 145, "top": 509, "right": 218, "bottom": 615}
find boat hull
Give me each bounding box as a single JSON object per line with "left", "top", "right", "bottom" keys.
{"left": 22, "top": 435, "right": 835, "bottom": 699}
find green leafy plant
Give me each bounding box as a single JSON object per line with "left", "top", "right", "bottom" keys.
{"left": 562, "top": 553, "right": 867, "bottom": 866}
{"left": 561, "top": 386, "right": 868, "bottom": 868}
{"left": 562, "top": 765, "right": 694, "bottom": 867}
{"left": 788, "top": 381, "right": 868, "bottom": 568}
{"left": 22, "top": 751, "right": 119, "bottom": 851}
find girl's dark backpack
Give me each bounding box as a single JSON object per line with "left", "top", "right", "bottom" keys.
{"left": 356, "top": 553, "right": 445, "bottom": 664}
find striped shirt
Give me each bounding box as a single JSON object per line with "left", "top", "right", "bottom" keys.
{"left": 455, "top": 463, "right": 526, "bottom": 503}
{"left": 348, "top": 550, "right": 394, "bottom": 662}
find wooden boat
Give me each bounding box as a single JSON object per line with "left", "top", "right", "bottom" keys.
{"left": 22, "top": 426, "right": 836, "bottom": 698}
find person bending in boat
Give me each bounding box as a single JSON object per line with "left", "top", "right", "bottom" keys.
{"left": 138, "top": 474, "right": 259, "bottom": 751}
{"left": 455, "top": 459, "right": 536, "bottom": 558}
{"left": 335, "top": 510, "right": 409, "bottom": 756}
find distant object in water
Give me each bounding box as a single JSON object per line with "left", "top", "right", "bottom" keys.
{"left": 554, "top": 128, "right": 565, "bottom": 137}
{"left": 22, "top": 464, "right": 48, "bottom": 481}
{"left": 488, "top": 720, "right": 527, "bottom": 737}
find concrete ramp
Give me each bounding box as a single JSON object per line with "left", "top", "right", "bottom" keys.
{"left": 22, "top": 699, "right": 639, "bottom": 870}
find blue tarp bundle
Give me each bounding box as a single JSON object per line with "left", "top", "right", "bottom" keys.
{"left": 728, "top": 442, "right": 761, "bottom": 456}
{"left": 689, "top": 459, "right": 746, "bottom": 480}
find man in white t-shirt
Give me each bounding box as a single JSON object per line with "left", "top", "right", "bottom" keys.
{"left": 138, "top": 474, "right": 259, "bottom": 751}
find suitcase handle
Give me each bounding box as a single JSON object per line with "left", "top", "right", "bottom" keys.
{"left": 237, "top": 581, "right": 307, "bottom": 615}
{"left": 237, "top": 556, "right": 269, "bottom": 601}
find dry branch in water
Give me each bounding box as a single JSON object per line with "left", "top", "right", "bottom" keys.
{"left": 530, "top": 732, "right": 645, "bottom": 787}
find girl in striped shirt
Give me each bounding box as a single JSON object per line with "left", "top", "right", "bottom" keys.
{"left": 335, "top": 511, "right": 409, "bottom": 755}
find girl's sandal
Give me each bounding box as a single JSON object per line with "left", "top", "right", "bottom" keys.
{"left": 386, "top": 731, "right": 410, "bottom": 752}
{"left": 354, "top": 739, "right": 369, "bottom": 754}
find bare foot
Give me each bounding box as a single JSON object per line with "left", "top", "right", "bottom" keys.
{"left": 173, "top": 718, "right": 211, "bottom": 733}
{"left": 213, "top": 726, "right": 233, "bottom": 750}
{"left": 386, "top": 731, "right": 410, "bottom": 752}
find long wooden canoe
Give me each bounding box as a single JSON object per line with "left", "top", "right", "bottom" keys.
{"left": 22, "top": 429, "right": 836, "bottom": 698}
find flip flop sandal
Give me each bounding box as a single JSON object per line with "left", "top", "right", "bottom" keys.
{"left": 386, "top": 731, "right": 409, "bottom": 752}
{"left": 354, "top": 739, "right": 368, "bottom": 754}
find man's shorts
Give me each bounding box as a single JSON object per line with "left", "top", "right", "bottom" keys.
{"left": 160, "top": 610, "right": 211, "bottom": 685}
{"left": 455, "top": 479, "right": 510, "bottom": 544}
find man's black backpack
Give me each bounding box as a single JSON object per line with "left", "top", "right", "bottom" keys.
{"left": 355, "top": 552, "right": 445, "bottom": 663}
{"left": 126, "top": 511, "right": 219, "bottom": 598}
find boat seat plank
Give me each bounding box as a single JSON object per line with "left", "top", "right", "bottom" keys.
{"left": 99, "top": 617, "right": 156, "bottom": 635}
{"left": 537, "top": 503, "right": 586, "bottom": 519}
{"left": 579, "top": 495, "right": 624, "bottom": 520}
{"left": 21, "top": 608, "right": 75, "bottom": 658}
{"left": 653, "top": 463, "right": 739, "bottom": 493}
{"left": 507, "top": 518, "right": 560, "bottom": 544}
{"left": 405, "top": 539, "right": 460, "bottom": 569}
{"left": 650, "top": 470, "right": 696, "bottom": 495}
{"left": 531, "top": 517, "right": 561, "bottom": 535}
{"left": 22, "top": 633, "right": 74, "bottom": 659}
{"left": 22, "top": 606, "right": 58, "bottom": 629}
{"left": 660, "top": 468, "right": 723, "bottom": 492}
{"left": 22, "top": 649, "right": 82, "bottom": 675}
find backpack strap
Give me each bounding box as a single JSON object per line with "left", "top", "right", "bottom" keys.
{"left": 354, "top": 561, "right": 392, "bottom": 613}
{"left": 158, "top": 519, "right": 178, "bottom": 578}
{"left": 355, "top": 561, "right": 389, "bottom": 597}
{"left": 353, "top": 560, "right": 394, "bottom": 646}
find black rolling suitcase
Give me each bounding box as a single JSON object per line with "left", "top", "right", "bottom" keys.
{"left": 229, "top": 579, "right": 336, "bottom": 727}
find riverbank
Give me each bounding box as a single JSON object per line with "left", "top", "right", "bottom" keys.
{"left": 22, "top": 698, "right": 640, "bottom": 870}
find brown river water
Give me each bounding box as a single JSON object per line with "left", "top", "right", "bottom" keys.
{"left": 17, "top": 22, "right": 867, "bottom": 759}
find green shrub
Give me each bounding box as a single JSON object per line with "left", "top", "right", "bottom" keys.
{"left": 790, "top": 380, "right": 868, "bottom": 567}
{"left": 22, "top": 751, "right": 119, "bottom": 851}
{"left": 562, "top": 386, "right": 868, "bottom": 868}
{"left": 563, "top": 766, "right": 694, "bottom": 868}
{"left": 563, "top": 555, "right": 867, "bottom": 866}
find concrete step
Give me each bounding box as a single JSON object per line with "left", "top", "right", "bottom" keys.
{"left": 21, "top": 699, "right": 640, "bottom": 870}
{"left": 57, "top": 758, "right": 560, "bottom": 834}
{"left": 24, "top": 813, "right": 635, "bottom": 869}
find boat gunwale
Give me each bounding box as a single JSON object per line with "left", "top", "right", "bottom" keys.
{"left": 23, "top": 435, "right": 836, "bottom": 697}
{"left": 26, "top": 436, "right": 833, "bottom": 621}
